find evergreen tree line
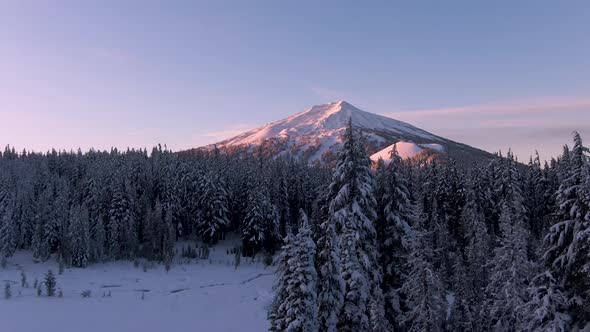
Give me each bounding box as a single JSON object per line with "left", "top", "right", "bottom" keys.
{"left": 1, "top": 129, "right": 589, "bottom": 331}
{"left": 0, "top": 146, "right": 328, "bottom": 267}
{"left": 269, "top": 126, "right": 590, "bottom": 332}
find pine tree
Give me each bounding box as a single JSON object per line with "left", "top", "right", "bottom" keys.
{"left": 519, "top": 271, "right": 571, "bottom": 331}
{"left": 374, "top": 144, "right": 416, "bottom": 328}
{"left": 315, "top": 193, "right": 345, "bottom": 332}
{"left": 461, "top": 179, "right": 492, "bottom": 325}
{"left": 69, "top": 204, "right": 90, "bottom": 267}
{"left": 0, "top": 197, "right": 17, "bottom": 258}
{"left": 44, "top": 269, "right": 56, "bottom": 297}
{"left": 543, "top": 131, "right": 590, "bottom": 326}
{"left": 20, "top": 270, "right": 27, "bottom": 288}
{"left": 269, "top": 210, "right": 318, "bottom": 332}
{"left": 269, "top": 231, "right": 295, "bottom": 331}
{"left": 401, "top": 223, "right": 446, "bottom": 332}
{"left": 32, "top": 187, "right": 51, "bottom": 261}
{"left": 162, "top": 210, "right": 176, "bottom": 268}
{"left": 197, "top": 175, "right": 229, "bottom": 244}
{"left": 4, "top": 282, "right": 11, "bottom": 299}
{"left": 90, "top": 215, "right": 106, "bottom": 263}
{"left": 108, "top": 183, "right": 135, "bottom": 259}
{"left": 483, "top": 200, "right": 532, "bottom": 331}
{"left": 325, "top": 120, "right": 388, "bottom": 331}
{"left": 242, "top": 185, "right": 278, "bottom": 256}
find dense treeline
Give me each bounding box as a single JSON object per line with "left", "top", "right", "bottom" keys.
{"left": 1, "top": 128, "right": 589, "bottom": 331}
{"left": 0, "top": 145, "right": 328, "bottom": 268}
{"left": 269, "top": 126, "right": 590, "bottom": 332}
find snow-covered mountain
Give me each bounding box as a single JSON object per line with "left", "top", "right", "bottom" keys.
{"left": 203, "top": 101, "right": 491, "bottom": 164}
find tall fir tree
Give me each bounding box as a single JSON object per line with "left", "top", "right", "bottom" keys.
{"left": 269, "top": 210, "right": 318, "bottom": 332}
{"left": 0, "top": 195, "right": 17, "bottom": 258}
{"left": 483, "top": 202, "right": 532, "bottom": 331}
{"left": 69, "top": 204, "right": 90, "bottom": 267}
{"left": 543, "top": 131, "right": 590, "bottom": 327}
{"left": 374, "top": 144, "right": 416, "bottom": 329}
{"left": 315, "top": 192, "right": 345, "bottom": 332}
{"left": 401, "top": 217, "right": 447, "bottom": 332}
{"left": 196, "top": 174, "right": 229, "bottom": 244}
{"left": 325, "top": 120, "right": 388, "bottom": 331}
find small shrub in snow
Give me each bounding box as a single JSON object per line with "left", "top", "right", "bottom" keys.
{"left": 36, "top": 286, "right": 42, "bottom": 297}
{"left": 44, "top": 270, "right": 57, "bottom": 297}
{"left": 20, "top": 271, "right": 28, "bottom": 288}
{"left": 4, "top": 282, "right": 11, "bottom": 299}
{"left": 263, "top": 254, "right": 273, "bottom": 267}
{"left": 234, "top": 248, "right": 241, "bottom": 269}
{"left": 81, "top": 290, "right": 91, "bottom": 298}
{"left": 58, "top": 289, "right": 63, "bottom": 298}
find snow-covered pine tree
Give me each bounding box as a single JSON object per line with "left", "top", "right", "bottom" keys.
{"left": 315, "top": 192, "right": 345, "bottom": 332}
{"left": 483, "top": 199, "right": 532, "bottom": 330}
{"left": 108, "top": 182, "right": 135, "bottom": 259}
{"left": 543, "top": 131, "right": 590, "bottom": 327}
{"left": 196, "top": 174, "right": 229, "bottom": 244}
{"left": 524, "top": 152, "right": 546, "bottom": 241}
{"left": 461, "top": 174, "right": 492, "bottom": 326}
{"left": 519, "top": 271, "right": 571, "bottom": 331}
{"left": 276, "top": 175, "right": 291, "bottom": 239}
{"left": 401, "top": 218, "right": 446, "bottom": 332}
{"left": 374, "top": 144, "right": 416, "bottom": 329}
{"left": 69, "top": 204, "right": 90, "bottom": 268}
{"left": 15, "top": 182, "right": 35, "bottom": 250}
{"left": 144, "top": 200, "right": 163, "bottom": 261}
{"left": 269, "top": 227, "right": 295, "bottom": 331}
{"left": 43, "top": 181, "right": 62, "bottom": 257}
{"left": 325, "top": 120, "right": 388, "bottom": 331}
{"left": 270, "top": 210, "right": 318, "bottom": 332}
{"left": 90, "top": 215, "right": 106, "bottom": 263}
{"left": 31, "top": 186, "right": 51, "bottom": 261}
{"left": 242, "top": 184, "right": 279, "bottom": 256}
{"left": 0, "top": 195, "right": 17, "bottom": 259}
{"left": 53, "top": 177, "right": 71, "bottom": 264}
{"left": 44, "top": 269, "right": 56, "bottom": 297}
{"left": 162, "top": 209, "right": 176, "bottom": 268}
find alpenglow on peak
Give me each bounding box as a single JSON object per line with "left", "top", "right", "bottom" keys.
{"left": 203, "top": 101, "right": 490, "bottom": 164}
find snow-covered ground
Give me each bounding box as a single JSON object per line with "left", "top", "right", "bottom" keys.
{"left": 0, "top": 238, "right": 274, "bottom": 332}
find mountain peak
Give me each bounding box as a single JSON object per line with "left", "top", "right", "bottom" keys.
{"left": 204, "top": 101, "right": 491, "bottom": 164}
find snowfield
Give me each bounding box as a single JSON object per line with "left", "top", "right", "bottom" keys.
{"left": 370, "top": 141, "right": 445, "bottom": 162}
{"left": 0, "top": 238, "right": 274, "bottom": 332}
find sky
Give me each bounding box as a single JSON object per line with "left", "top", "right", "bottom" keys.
{"left": 1, "top": 0, "right": 589, "bottom": 161}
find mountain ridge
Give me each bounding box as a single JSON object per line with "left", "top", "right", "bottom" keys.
{"left": 196, "top": 101, "right": 492, "bottom": 164}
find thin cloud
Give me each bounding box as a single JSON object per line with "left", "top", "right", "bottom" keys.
{"left": 383, "top": 96, "right": 590, "bottom": 121}
{"left": 202, "top": 124, "right": 255, "bottom": 142}
{"left": 378, "top": 96, "right": 590, "bottom": 162}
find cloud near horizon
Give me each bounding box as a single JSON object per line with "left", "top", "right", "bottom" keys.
{"left": 382, "top": 96, "right": 590, "bottom": 161}
{"left": 201, "top": 123, "right": 256, "bottom": 142}
{"left": 383, "top": 96, "right": 590, "bottom": 120}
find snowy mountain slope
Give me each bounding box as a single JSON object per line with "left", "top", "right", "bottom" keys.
{"left": 202, "top": 101, "right": 491, "bottom": 164}
{"left": 370, "top": 142, "right": 445, "bottom": 163}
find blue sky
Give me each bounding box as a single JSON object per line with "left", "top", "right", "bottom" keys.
{"left": 1, "top": 1, "right": 589, "bottom": 161}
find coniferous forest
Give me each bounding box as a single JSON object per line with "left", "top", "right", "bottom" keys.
{"left": 1, "top": 126, "right": 589, "bottom": 331}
